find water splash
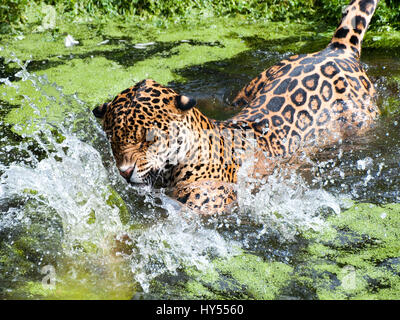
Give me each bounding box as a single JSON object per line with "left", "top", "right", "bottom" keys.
{"left": 0, "top": 53, "right": 240, "bottom": 296}
{"left": 2, "top": 50, "right": 379, "bottom": 298}
{"left": 236, "top": 159, "right": 341, "bottom": 241}
{"left": 126, "top": 205, "right": 238, "bottom": 292}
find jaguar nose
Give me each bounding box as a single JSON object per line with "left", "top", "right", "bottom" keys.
{"left": 119, "top": 167, "right": 134, "bottom": 180}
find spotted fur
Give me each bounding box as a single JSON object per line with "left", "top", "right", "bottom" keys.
{"left": 93, "top": 0, "right": 380, "bottom": 215}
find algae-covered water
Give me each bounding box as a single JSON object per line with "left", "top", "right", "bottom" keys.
{"left": 1, "top": 11, "right": 400, "bottom": 300}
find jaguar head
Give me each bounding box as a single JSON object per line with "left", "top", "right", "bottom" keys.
{"left": 93, "top": 79, "right": 197, "bottom": 185}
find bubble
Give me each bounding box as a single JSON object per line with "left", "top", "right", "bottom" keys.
{"left": 356, "top": 157, "right": 373, "bottom": 170}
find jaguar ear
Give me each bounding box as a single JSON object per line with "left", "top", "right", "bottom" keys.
{"left": 176, "top": 95, "right": 196, "bottom": 111}
{"left": 92, "top": 103, "right": 108, "bottom": 119}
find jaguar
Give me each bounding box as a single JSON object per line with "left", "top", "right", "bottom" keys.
{"left": 93, "top": 0, "right": 380, "bottom": 214}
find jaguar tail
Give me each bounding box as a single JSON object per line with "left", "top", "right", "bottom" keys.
{"left": 329, "top": 0, "right": 379, "bottom": 58}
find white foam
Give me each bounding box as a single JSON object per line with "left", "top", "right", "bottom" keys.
{"left": 236, "top": 159, "right": 341, "bottom": 240}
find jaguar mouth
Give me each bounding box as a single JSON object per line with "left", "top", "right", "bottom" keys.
{"left": 119, "top": 167, "right": 134, "bottom": 180}
{"left": 118, "top": 165, "right": 144, "bottom": 184}
{"left": 118, "top": 165, "right": 161, "bottom": 186}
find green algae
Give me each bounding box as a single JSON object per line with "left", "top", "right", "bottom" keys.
{"left": 75, "top": 185, "right": 130, "bottom": 226}
{"left": 177, "top": 202, "right": 400, "bottom": 300}
{"left": 174, "top": 251, "right": 293, "bottom": 300}
{"left": 2, "top": 16, "right": 400, "bottom": 131}
{"left": 295, "top": 202, "right": 400, "bottom": 300}
{"left": 14, "top": 257, "right": 136, "bottom": 300}
{"left": 1, "top": 18, "right": 319, "bottom": 134}
{"left": 106, "top": 186, "right": 131, "bottom": 225}
{"left": 213, "top": 253, "right": 293, "bottom": 299}
{"left": 0, "top": 198, "right": 63, "bottom": 298}
{"left": 331, "top": 203, "right": 400, "bottom": 243}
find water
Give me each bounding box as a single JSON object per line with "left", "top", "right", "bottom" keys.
{"left": 0, "top": 38, "right": 399, "bottom": 299}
